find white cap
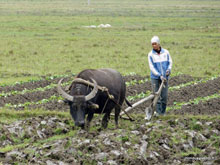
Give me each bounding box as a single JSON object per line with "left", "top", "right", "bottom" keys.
{"left": 151, "top": 36, "right": 160, "bottom": 44}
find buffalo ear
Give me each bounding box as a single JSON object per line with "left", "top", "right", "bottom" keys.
{"left": 87, "top": 101, "right": 99, "bottom": 109}
{"left": 89, "top": 104, "right": 99, "bottom": 109}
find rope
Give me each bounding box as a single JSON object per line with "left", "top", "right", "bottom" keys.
{"left": 101, "top": 97, "right": 109, "bottom": 115}
{"left": 98, "top": 97, "right": 109, "bottom": 124}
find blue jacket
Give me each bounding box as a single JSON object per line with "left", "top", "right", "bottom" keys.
{"left": 148, "top": 48, "right": 172, "bottom": 79}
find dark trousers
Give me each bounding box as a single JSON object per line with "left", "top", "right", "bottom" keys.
{"left": 151, "top": 78, "right": 168, "bottom": 115}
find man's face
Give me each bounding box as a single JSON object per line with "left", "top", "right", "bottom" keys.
{"left": 152, "top": 42, "right": 160, "bottom": 50}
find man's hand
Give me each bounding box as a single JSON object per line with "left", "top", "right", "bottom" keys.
{"left": 160, "top": 76, "right": 166, "bottom": 81}
{"left": 166, "top": 70, "right": 170, "bottom": 76}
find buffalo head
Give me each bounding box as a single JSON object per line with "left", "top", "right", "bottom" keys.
{"left": 57, "top": 78, "right": 98, "bottom": 128}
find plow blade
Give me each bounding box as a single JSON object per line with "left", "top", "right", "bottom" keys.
{"left": 120, "top": 94, "right": 155, "bottom": 117}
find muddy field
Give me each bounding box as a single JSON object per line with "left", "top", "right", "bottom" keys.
{"left": 1, "top": 74, "right": 220, "bottom": 115}
{"left": 0, "top": 74, "right": 220, "bottom": 164}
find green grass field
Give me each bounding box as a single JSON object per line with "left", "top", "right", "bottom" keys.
{"left": 0, "top": 0, "right": 220, "bottom": 84}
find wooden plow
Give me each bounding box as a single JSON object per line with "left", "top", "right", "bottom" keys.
{"left": 120, "top": 80, "right": 166, "bottom": 121}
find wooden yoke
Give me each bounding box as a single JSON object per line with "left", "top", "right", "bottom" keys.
{"left": 71, "top": 78, "right": 115, "bottom": 99}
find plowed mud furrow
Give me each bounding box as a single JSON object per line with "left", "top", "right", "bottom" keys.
{"left": 168, "top": 77, "right": 220, "bottom": 105}
{"left": 0, "top": 116, "right": 73, "bottom": 147}
{"left": 0, "top": 88, "right": 58, "bottom": 106}
{"left": 123, "top": 75, "right": 147, "bottom": 83}
{"left": 126, "top": 74, "right": 197, "bottom": 96}
{"left": 12, "top": 75, "right": 198, "bottom": 111}
{"left": 128, "top": 77, "right": 220, "bottom": 114}
{"left": 2, "top": 74, "right": 196, "bottom": 107}
{"left": 0, "top": 77, "right": 61, "bottom": 93}
{"left": 1, "top": 116, "right": 220, "bottom": 164}
{"left": 169, "top": 97, "right": 220, "bottom": 115}
{"left": 0, "top": 75, "right": 144, "bottom": 94}
{"left": 0, "top": 77, "right": 72, "bottom": 94}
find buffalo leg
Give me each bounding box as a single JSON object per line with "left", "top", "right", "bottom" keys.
{"left": 86, "top": 112, "right": 94, "bottom": 129}
{"left": 114, "top": 106, "right": 121, "bottom": 128}
{"left": 102, "top": 112, "right": 110, "bottom": 129}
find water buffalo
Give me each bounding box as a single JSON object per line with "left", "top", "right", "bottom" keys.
{"left": 57, "top": 68, "right": 131, "bottom": 129}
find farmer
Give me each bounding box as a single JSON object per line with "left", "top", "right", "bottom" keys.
{"left": 147, "top": 36, "right": 172, "bottom": 116}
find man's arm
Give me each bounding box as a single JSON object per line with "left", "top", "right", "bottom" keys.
{"left": 148, "top": 53, "right": 160, "bottom": 76}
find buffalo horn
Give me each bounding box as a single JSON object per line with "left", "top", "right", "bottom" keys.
{"left": 85, "top": 78, "right": 98, "bottom": 101}
{"left": 57, "top": 78, "right": 74, "bottom": 101}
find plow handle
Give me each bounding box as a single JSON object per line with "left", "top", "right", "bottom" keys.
{"left": 152, "top": 79, "right": 166, "bottom": 107}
